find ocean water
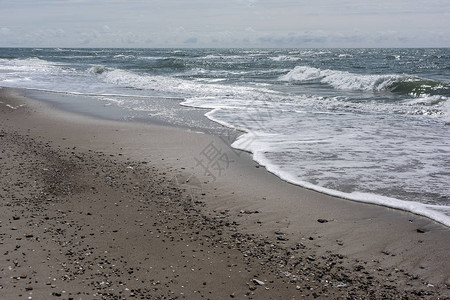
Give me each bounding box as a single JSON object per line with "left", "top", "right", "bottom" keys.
{"left": 1, "top": 48, "right": 449, "bottom": 226}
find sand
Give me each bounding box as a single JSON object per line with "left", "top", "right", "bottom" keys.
{"left": 1, "top": 87, "right": 449, "bottom": 299}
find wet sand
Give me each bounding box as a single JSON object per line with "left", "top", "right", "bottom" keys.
{"left": 1, "top": 87, "right": 449, "bottom": 299}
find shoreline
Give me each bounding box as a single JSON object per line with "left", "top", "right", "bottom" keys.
{"left": 197, "top": 106, "right": 450, "bottom": 229}
{"left": 20, "top": 87, "right": 450, "bottom": 228}
{"left": 1, "top": 87, "right": 449, "bottom": 298}
{"left": 22, "top": 88, "right": 231, "bottom": 137}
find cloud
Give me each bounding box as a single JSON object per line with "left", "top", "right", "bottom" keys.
{"left": 234, "top": 0, "right": 258, "bottom": 7}
{"left": 0, "top": 0, "right": 449, "bottom": 47}
{"left": 184, "top": 37, "right": 198, "bottom": 44}
{"left": 0, "top": 27, "right": 11, "bottom": 35}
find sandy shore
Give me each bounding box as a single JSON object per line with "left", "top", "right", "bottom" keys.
{"left": 1, "top": 87, "right": 449, "bottom": 299}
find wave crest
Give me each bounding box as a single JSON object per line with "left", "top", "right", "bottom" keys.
{"left": 88, "top": 65, "right": 109, "bottom": 74}
{"left": 279, "top": 66, "right": 450, "bottom": 97}
{"left": 279, "top": 66, "right": 402, "bottom": 91}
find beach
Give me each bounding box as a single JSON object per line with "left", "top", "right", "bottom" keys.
{"left": 0, "top": 87, "right": 449, "bottom": 299}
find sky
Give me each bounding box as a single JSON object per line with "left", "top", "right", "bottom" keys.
{"left": 0, "top": 0, "right": 449, "bottom": 48}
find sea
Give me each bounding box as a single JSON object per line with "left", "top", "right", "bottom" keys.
{"left": 1, "top": 48, "right": 449, "bottom": 227}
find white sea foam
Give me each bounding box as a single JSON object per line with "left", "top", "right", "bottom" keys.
{"left": 177, "top": 67, "right": 290, "bottom": 79}
{"left": 442, "top": 98, "right": 450, "bottom": 124}
{"left": 96, "top": 68, "right": 281, "bottom": 102}
{"left": 255, "top": 150, "right": 450, "bottom": 226}
{"left": 279, "top": 66, "right": 403, "bottom": 91}
{"left": 0, "top": 57, "right": 54, "bottom": 72}
{"left": 198, "top": 54, "right": 247, "bottom": 60}
{"left": 113, "top": 54, "right": 135, "bottom": 59}
{"left": 185, "top": 90, "right": 450, "bottom": 228}
{"left": 227, "top": 119, "right": 450, "bottom": 227}
{"left": 139, "top": 56, "right": 171, "bottom": 60}
{"left": 404, "top": 95, "right": 447, "bottom": 106}
{"left": 270, "top": 55, "right": 302, "bottom": 62}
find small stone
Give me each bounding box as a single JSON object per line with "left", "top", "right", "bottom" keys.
{"left": 240, "top": 210, "right": 259, "bottom": 214}
{"left": 252, "top": 279, "right": 265, "bottom": 286}
{"left": 416, "top": 229, "right": 426, "bottom": 233}
{"left": 317, "top": 219, "right": 328, "bottom": 223}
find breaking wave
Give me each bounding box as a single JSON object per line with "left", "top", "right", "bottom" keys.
{"left": 90, "top": 67, "right": 281, "bottom": 101}
{"left": 88, "top": 65, "right": 109, "bottom": 74}
{"left": 279, "top": 66, "right": 450, "bottom": 97}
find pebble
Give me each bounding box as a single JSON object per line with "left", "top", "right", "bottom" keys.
{"left": 252, "top": 279, "right": 265, "bottom": 286}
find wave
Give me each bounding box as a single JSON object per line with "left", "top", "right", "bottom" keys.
{"left": 0, "top": 58, "right": 72, "bottom": 80}
{"left": 279, "top": 66, "right": 450, "bottom": 97}
{"left": 390, "top": 79, "right": 450, "bottom": 97}
{"left": 442, "top": 99, "right": 450, "bottom": 124}
{"left": 90, "top": 67, "right": 280, "bottom": 101}
{"left": 113, "top": 54, "right": 136, "bottom": 59}
{"left": 186, "top": 95, "right": 450, "bottom": 228}
{"left": 232, "top": 133, "right": 450, "bottom": 227}
{"left": 198, "top": 54, "right": 247, "bottom": 60}
{"left": 270, "top": 55, "right": 302, "bottom": 62}
{"left": 88, "top": 65, "right": 109, "bottom": 74}
{"left": 0, "top": 57, "right": 53, "bottom": 67}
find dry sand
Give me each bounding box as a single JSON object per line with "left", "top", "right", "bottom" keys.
{"left": 1, "top": 87, "right": 449, "bottom": 299}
